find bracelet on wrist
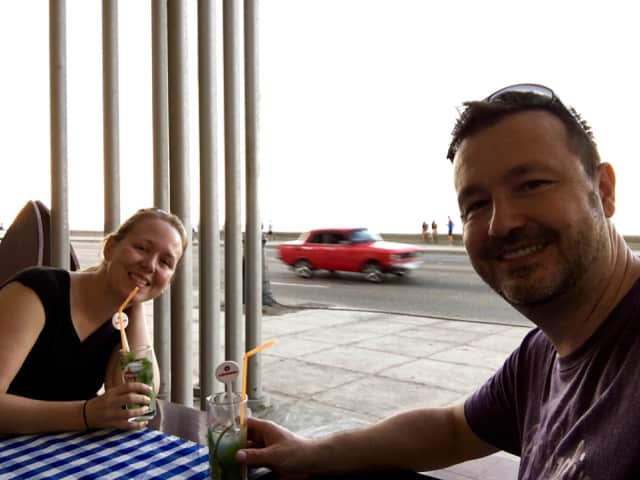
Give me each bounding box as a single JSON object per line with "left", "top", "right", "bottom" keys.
{"left": 82, "top": 399, "right": 90, "bottom": 430}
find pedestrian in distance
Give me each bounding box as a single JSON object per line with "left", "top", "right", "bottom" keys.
{"left": 236, "top": 83, "right": 640, "bottom": 479}
{"left": 421, "top": 221, "right": 428, "bottom": 242}
{"left": 431, "top": 220, "right": 438, "bottom": 243}
{"left": 447, "top": 216, "right": 455, "bottom": 244}
{"left": 0, "top": 208, "right": 188, "bottom": 434}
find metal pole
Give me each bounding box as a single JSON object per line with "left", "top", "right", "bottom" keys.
{"left": 151, "top": 0, "right": 172, "bottom": 401}
{"left": 102, "top": 0, "right": 121, "bottom": 233}
{"left": 167, "top": 0, "right": 193, "bottom": 406}
{"left": 223, "top": 0, "right": 244, "bottom": 373}
{"left": 198, "top": 0, "right": 223, "bottom": 409}
{"left": 244, "top": 0, "right": 266, "bottom": 403}
{"left": 49, "top": 0, "right": 70, "bottom": 270}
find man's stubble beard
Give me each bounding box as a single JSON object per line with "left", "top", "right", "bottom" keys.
{"left": 483, "top": 192, "right": 607, "bottom": 308}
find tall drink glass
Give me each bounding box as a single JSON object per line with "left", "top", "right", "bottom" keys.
{"left": 207, "top": 393, "right": 249, "bottom": 480}
{"left": 119, "top": 345, "right": 156, "bottom": 422}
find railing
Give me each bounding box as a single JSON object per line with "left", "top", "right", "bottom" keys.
{"left": 44, "top": 0, "right": 266, "bottom": 410}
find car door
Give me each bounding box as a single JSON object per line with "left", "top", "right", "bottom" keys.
{"left": 304, "top": 231, "right": 327, "bottom": 269}
{"left": 314, "top": 230, "right": 339, "bottom": 270}
{"left": 326, "top": 231, "right": 358, "bottom": 272}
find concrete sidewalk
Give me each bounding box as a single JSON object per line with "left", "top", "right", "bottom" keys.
{"left": 251, "top": 307, "right": 528, "bottom": 479}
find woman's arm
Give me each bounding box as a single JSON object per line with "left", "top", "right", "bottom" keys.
{"left": 0, "top": 385, "right": 154, "bottom": 434}
{"left": 0, "top": 393, "right": 87, "bottom": 434}
{"left": 0, "top": 282, "right": 152, "bottom": 434}
{"left": 0, "top": 283, "right": 46, "bottom": 392}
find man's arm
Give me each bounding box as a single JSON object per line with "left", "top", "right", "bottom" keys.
{"left": 239, "top": 403, "right": 497, "bottom": 476}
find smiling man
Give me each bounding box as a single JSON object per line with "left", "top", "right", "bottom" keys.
{"left": 237, "top": 85, "right": 640, "bottom": 479}
{"left": 446, "top": 83, "right": 640, "bottom": 478}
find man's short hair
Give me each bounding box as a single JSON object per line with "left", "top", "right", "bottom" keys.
{"left": 446, "top": 84, "right": 601, "bottom": 178}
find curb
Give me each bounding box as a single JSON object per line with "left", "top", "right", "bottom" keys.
{"left": 270, "top": 301, "right": 529, "bottom": 328}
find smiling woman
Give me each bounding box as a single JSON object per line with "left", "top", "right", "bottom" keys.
{"left": 101, "top": 211, "right": 186, "bottom": 302}
{"left": 0, "top": 208, "right": 187, "bottom": 435}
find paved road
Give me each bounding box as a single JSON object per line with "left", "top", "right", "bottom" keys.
{"left": 267, "top": 249, "right": 529, "bottom": 327}
{"left": 71, "top": 237, "right": 529, "bottom": 327}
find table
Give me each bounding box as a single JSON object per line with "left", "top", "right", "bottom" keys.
{"left": 0, "top": 401, "right": 440, "bottom": 480}
{"left": 0, "top": 426, "right": 209, "bottom": 479}
{"left": 150, "top": 400, "right": 439, "bottom": 480}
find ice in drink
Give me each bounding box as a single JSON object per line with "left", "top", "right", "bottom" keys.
{"left": 119, "top": 346, "right": 156, "bottom": 422}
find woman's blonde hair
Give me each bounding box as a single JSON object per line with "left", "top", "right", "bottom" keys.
{"left": 89, "top": 208, "right": 188, "bottom": 270}
{"left": 106, "top": 208, "right": 188, "bottom": 250}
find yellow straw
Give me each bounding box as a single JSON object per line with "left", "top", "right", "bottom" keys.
{"left": 240, "top": 339, "right": 276, "bottom": 424}
{"left": 118, "top": 287, "right": 140, "bottom": 352}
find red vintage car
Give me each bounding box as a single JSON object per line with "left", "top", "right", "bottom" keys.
{"left": 277, "top": 227, "right": 422, "bottom": 283}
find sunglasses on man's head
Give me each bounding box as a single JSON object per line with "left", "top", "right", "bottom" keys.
{"left": 485, "top": 83, "right": 561, "bottom": 101}
{"left": 484, "top": 83, "right": 587, "bottom": 135}
{"left": 446, "top": 83, "right": 593, "bottom": 162}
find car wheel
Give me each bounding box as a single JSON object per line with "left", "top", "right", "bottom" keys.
{"left": 294, "top": 260, "right": 312, "bottom": 279}
{"left": 363, "top": 262, "right": 384, "bottom": 283}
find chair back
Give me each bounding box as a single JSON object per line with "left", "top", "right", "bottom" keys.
{"left": 34, "top": 200, "right": 81, "bottom": 271}
{"left": 0, "top": 200, "right": 80, "bottom": 286}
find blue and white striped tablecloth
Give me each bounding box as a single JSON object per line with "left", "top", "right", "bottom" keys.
{"left": 0, "top": 428, "right": 210, "bottom": 479}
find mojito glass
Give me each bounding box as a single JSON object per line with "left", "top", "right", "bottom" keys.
{"left": 119, "top": 345, "right": 155, "bottom": 422}
{"left": 207, "top": 393, "right": 249, "bottom": 480}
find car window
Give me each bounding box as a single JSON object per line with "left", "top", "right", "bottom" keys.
{"left": 351, "top": 229, "right": 380, "bottom": 243}
{"left": 332, "top": 233, "right": 348, "bottom": 244}
{"left": 323, "top": 232, "right": 344, "bottom": 244}
{"left": 309, "top": 233, "right": 324, "bottom": 244}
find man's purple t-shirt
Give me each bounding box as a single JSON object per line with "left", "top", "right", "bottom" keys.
{"left": 465, "top": 278, "right": 640, "bottom": 479}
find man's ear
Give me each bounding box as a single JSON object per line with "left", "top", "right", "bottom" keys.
{"left": 597, "top": 162, "right": 616, "bottom": 217}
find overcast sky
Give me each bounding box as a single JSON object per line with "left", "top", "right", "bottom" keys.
{"left": 1, "top": 0, "right": 639, "bottom": 235}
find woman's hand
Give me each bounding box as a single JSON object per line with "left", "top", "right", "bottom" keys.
{"left": 85, "top": 382, "right": 153, "bottom": 430}
{"left": 236, "top": 417, "right": 316, "bottom": 480}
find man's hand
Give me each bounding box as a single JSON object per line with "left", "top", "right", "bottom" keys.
{"left": 236, "top": 417, "right": 316, "bottom": 479}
